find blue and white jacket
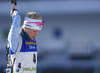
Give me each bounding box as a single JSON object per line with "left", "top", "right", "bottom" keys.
{"left": 7, "top": 11, "right": 37, "bottom": 73}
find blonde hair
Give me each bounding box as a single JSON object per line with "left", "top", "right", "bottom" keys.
{"left": 26, "top": 11, "right": 42, "bottom": 20}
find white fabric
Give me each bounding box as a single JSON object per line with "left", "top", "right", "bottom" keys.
{"left": 7, "top": 11, "right": 21, "bottom": 52}
{"left": 23, "top": 17, "right": 42, "bottom": 30}
{"left": 17, "top": 35, "right": 22, "bottom": 52}
{"left": 24, "top": 17, "right": 42, "bottom": 22}
{"left": 11, "top": 52, "right": 37, "bottom": 73}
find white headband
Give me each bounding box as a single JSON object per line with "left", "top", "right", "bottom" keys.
{"left": 23, "top": 17, "right": 43, "bottom": 30}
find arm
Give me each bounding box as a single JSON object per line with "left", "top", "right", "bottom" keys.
{"left": 7, "top": 11, "right": 21, "bottom": 52}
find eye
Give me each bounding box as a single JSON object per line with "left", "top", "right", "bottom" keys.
{"left": 33, "top": 30, "right": 40, "bottom": 33}
{"left": 33, "top": 30, "right": 37, "bottom": 33}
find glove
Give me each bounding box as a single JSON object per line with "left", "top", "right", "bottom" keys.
{"left": 10, "top": 9, "right": 18, "bottom": 17}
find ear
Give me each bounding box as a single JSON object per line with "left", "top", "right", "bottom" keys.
{"left": 24, "top": 27, "right": 28, "bottom": 32}
{"left": 24, "top": 27, "right": 27, "bottom": 30}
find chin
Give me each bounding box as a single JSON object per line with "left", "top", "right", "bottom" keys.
{"left": 31, "top": 38, "right": 34, "bottom": 40}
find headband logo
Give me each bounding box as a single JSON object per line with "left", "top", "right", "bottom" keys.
{"left": 26, "top": 25, "right": 32, "bottom": 27}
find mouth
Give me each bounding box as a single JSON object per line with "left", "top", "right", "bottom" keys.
{"left": 32, "top": 36, "right": 35, "bottom": 38}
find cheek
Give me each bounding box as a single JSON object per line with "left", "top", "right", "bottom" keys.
{"left": 30, "top": 31, "right": 35, "bottom": 36}
{"left": 27, "top": 31, "right": 33, "bottom": 36}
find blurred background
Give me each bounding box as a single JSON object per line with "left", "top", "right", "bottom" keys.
{"left": 0, "top": 0, "right": 100, "bottom": 73}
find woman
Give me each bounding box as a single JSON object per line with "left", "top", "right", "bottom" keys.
{"left": 7, "top": 9, "right": 44, "bottom": 73}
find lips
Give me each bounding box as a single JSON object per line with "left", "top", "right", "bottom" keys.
{"left": 32, "top": 36, "right": 35, "bottom": 38}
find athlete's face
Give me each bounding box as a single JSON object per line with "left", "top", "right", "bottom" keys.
{"left": 24, "top": 27, "right": 40, "bottom": 40}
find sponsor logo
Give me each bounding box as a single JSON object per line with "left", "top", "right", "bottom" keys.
{"left": 29, "top": 46, "right": 35, "bottom": 49}
{"left": 26, "top": 25, "right": 32, "bottom": 27}
{"left": 23, "top": 67, "right": 36, "bottom": 71}
{"left": 25, "top": 42, "right": 36, "bottom": 45}
{"left": 16, "top": 69, "right": 19, "bottom": 72}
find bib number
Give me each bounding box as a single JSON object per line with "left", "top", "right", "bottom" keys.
{"left": 33, "top": 54, "right": 36, "bottom": 64}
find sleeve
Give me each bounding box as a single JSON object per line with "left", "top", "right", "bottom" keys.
{"left": 7, "top": 11, "right": 21, "bottom": 53}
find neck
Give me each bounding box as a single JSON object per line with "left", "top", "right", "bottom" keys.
{"left": 20, "top": 29, "right": 33, "bottom": 41}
